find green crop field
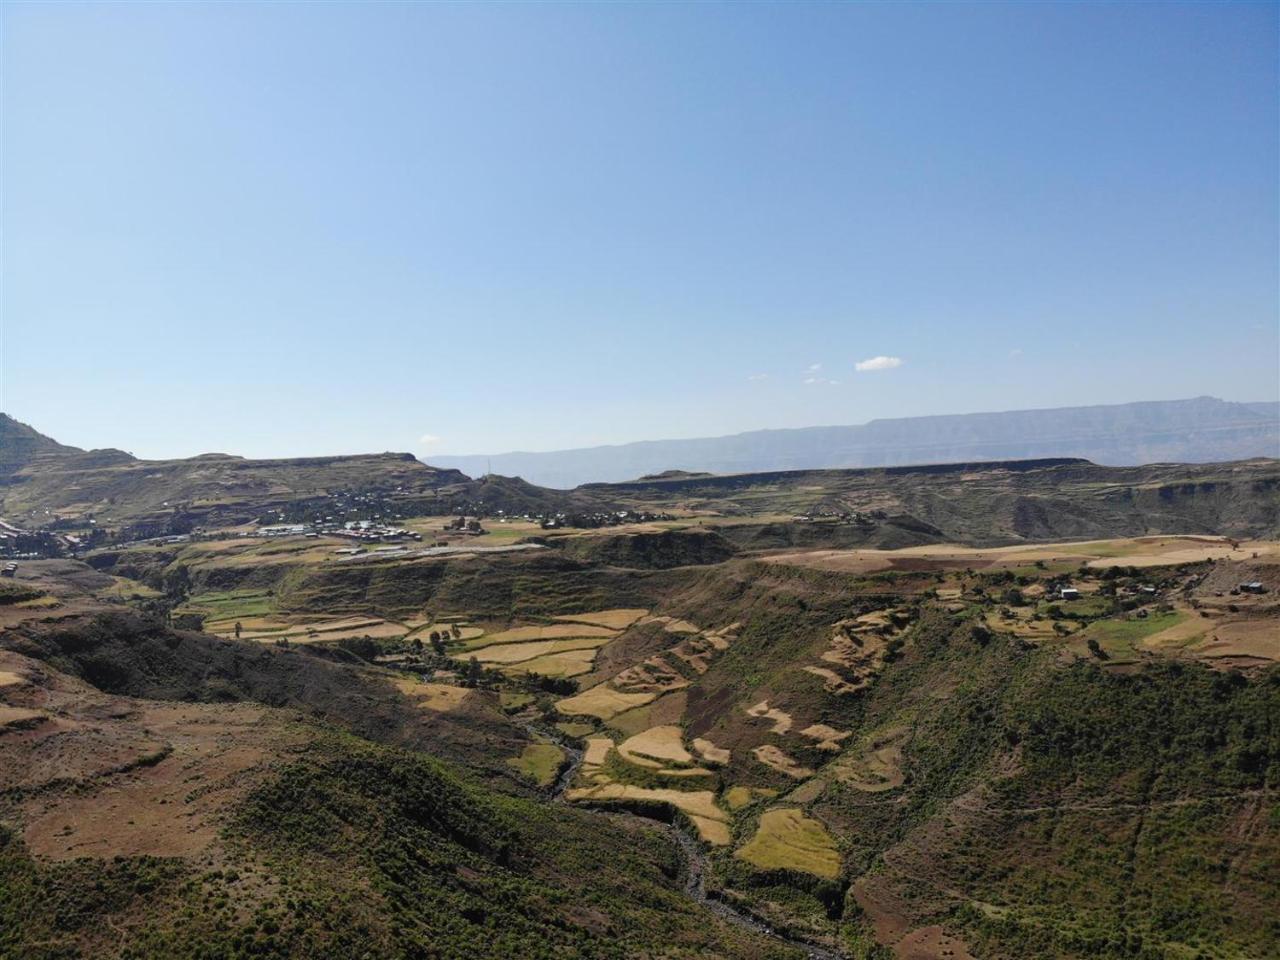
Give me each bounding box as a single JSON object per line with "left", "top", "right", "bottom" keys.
{"left": 1076, "top": 609, "right": 1186, "bottom": 659}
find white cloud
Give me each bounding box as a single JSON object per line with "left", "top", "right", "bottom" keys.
{"left": 1009, "top": 348, "right": 1023, "bottom": 359}
{"left": 807, "top": 362, "right": 822, "bottom": 372}
{"left": 854, "top": 355, "right": 903, "bottom": 372}
{"left": 747, "top": 373, "right": 770, "bottom": 381}
{"left": 418, "top": 433, "right": 443, "bottom": 446}
{"left": 804, "top": 376, "right": 841, "bottom": 386}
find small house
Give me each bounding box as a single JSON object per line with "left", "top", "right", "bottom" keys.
{"left": 1058, "top": 587, "right": 1080, "bottom": 601}
{"left": 1240, "top": 581, "right": 1267, "bottom": 595}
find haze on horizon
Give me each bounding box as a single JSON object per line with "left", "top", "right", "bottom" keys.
{"left": 2, "top": 2, "right": 1276, "bottom": 462}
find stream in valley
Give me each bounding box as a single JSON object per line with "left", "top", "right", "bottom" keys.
{"left": 521, "top": 716, "right": 845, "bottom": 960}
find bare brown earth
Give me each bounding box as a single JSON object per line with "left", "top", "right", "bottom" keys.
{"left": 4, "top": 488, "right": 1276, "bottom": 959}
{"left": 894, "top": 925, "right": 977, "bottom": 960}
{"left": 0, "top": 648, "right": 310, "bottom": 862}
{"left": 0, "top": 559, "right": 116, "bottom": 630}
{"left": 752, "top": 744, "right": 814, "bottom": 779}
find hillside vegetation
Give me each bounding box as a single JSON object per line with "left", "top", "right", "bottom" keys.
{"left": 2, "top": 417, "right": 1277, "bottom": 959}
{"left": 3, "top": 416, "right": 1277, "bottom": 549}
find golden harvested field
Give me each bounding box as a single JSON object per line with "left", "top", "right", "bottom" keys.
{"left": 0, "top": 706, "right": 44, "bottom": 727}
{"left": 657, "top": 618, "right": 701, "bottom": 633}
{"left": 618, "top": 725, "right": 694, "bottom": 766}
{"left": 752, "top": 744, "right": 814, "bottom": 779}
{"left": 766, "top": 537, "right": 1280, "bottom": 576}
{"left": 984, "top": 607, "right": 1062, "bottom": 640}
{"left": 1140, "top": 608, "right": 1216, "bottom": 650}
{"left": 291, "top": 622, "right": 410, "bottom": 643}
{"left": 1067, "top": 601, "right": 1278, "bottom": 666}
{"left": 391, "top": 679, "right": 473, "bottom": 712}
{"left": 211, "top": 615, "right": 407, "bottom": 643}
{"left": 470, "top": 635, "right": 611, "bottom": 665}
{"left": 565, "top": 782, "right": 730, "bottom": 845}
{"left": 723, "top": 786, "right": 777, "bottom": 811}
{"left": 180, "top": 537, "right": 354, "bottom": 569}
{"left": 745, "top": 700, "right": 794, "bottom": 734}
{"left": 511, "top": 649, "right": 600, "bottom": 678}
{"left": 799, "top": 723, "right": 852, "bottom": 751}
{"left": 736, "top": 808, "right": 841, "bottom": 880}
{"left": 636, "top": 614, "right": 700, "bottom": 634}
{"left": 692, "top": 737, "right": 731, "bottom": 765}
{"left": 553, "top": 608, "right": 649, "bottom": 630}
{"left": 802, "top": 665, "right": 860, "bottom": 696}
{"left": 478, "top": 624, "right": 618, "bottom": 645}
{"left": 507, "top": 743, "right": 565, "bottom": 787}
{"left": 688, "top": 816, "right": 731, "bottom": 845}
{"left": 606, "top": 690, "right": 688, "bottom": 738}
{"left": 556, "top": 686, "right": 657, "bottom": 720}
{"left": 583, "top": 737, "right": 615, "bottom": 766}
{"left": 1081, "top": 538, "right": 1280, "bottom": 568}
{"left": 1188, "top": 620, "right": 1280, "bottom": 662}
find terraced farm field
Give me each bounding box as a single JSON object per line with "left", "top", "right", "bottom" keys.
{"left": 765, "top": 535, "right": 1280, "bottom": 575}
{"left": 4, "top": 449, "right": 1277, "bottom": 960}
{"left": 736, "top": 808, "right": 841, "bottom": 880}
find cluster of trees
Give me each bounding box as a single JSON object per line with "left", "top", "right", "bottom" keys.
{"left": 1, "top": 530, "right": 66, "bottom": 559}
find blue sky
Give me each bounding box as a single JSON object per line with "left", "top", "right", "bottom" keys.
{"left": 2, "top": 2, "right": 1276, "bottom": 459}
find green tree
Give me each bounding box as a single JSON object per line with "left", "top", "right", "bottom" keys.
{"left": 162, "top": 564, "right": 190, "bottom": 601}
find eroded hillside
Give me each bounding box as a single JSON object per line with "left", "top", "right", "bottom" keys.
{"left": 2, "top": 425, "right": 1278, "bottom": 959}
{"left": 2, "top": 522, "right": 1277, "bottom": 959}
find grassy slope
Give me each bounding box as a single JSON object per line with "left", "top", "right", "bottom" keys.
{"left": 10, "top": 539, "right": 1279, "bottom": 959}
{"left": 819, "top": 617, "right": 1280, "bottom": 960}
{"left": 6, "top": 612, "right": 530, "bottom": 781}
{"left": 1, "top": 730, "right": 797, "bottom": 960}
{"left": 599, "top": 459, "right": 1280, "bottom": 543}
{"left": 0, "top": 614, "right": 798, "bottom": 960}
{"left": 629, "top": 560, "right": 1278, "bottom": 958}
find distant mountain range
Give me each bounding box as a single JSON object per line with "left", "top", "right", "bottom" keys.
{"left": 3, "top": 405, "right": 1278, "bottom": 542}
{"left": 430, "top": 396, "right": 1280, "bottom": 488}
